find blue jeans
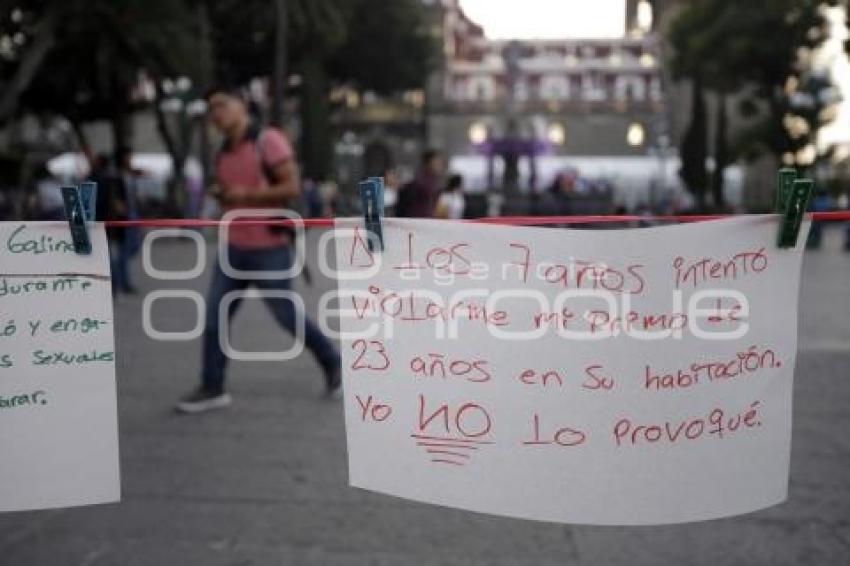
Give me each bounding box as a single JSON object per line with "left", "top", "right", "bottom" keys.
{"left": 111, "top": 242, "right": 133, "bottom": 293}
{"left": 201, "top": 245, "right": 340, "bottom": 394}
{"left": 110, "top": 227, "right": 142, "bottom": 293}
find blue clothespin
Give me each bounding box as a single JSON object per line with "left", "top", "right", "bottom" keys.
{"left": 79, "top": 180, "right": 98, "bottom": 222}
{"left": 367, "top": 176, "right": 385, "bottom": 213}
{"left": 60, "top": 184, "right": 93, "bottom": 255}
{"left": 358, "top": 177, "right": 385, "bottom": 252}
{"left": 777, "top": 178, "right": 813, "bottom": 248}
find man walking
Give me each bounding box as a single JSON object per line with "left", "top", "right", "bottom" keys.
{"left": 177, "top": 85, "right": 341, "bottom": 413}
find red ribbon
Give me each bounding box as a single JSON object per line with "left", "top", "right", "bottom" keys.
{"left": 102, "top": 211, "right": 850, "bottom": 229}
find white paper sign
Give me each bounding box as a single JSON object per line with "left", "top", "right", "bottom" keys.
{"left": 335, "top": 215, "right": 809, "bottom": 525}
{"left": 0, "top": 222, "right": 120, "bottom": 512}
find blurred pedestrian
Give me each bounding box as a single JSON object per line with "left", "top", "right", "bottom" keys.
{"left": 807, "top": 189, "right": 832, "bottom": 249}
{"left": 318, "top": 180, "right": 341, "bottom": 216}
{"left": 111, "top": 146, "right": 142, "bottom": 294}
{"left": 435, "top": 174, "right": 465, "bottom": 220}
{"left": 185, "top": 174, "right": 204, "bottom": 219}
{"left": 177, "top": 84, "right": 341, "bottom": 414}
{"left": 395, "top": 149, "right": 445, "bottom": 218}
{"left": 538, "top": 171, "right": 577, "bottom": 217}
{"left": 301, "top": 178, "right": 324, "bottom": 218}
{"left": 90, "top": 152, "right": 132, "bottom": 295}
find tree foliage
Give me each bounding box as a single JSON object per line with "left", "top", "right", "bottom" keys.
{"left": 204, "top": 0, "right": 436, "bottom": 178}
{"left": 207, "top": 0, "right": 433, "bottom": 92}
{"left": 3, "top": 0, "right": 202, "bottom": 128}
{"left": 669, "top": 0, "right": 827, "bottom": 158}
{"left": 329, "top": 0, "right": 436, "bottom": 94}
{"left": 1, "top": 0, "right": 434, "bottom": 133}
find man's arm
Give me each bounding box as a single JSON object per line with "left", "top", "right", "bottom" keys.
{"left": 243, "top": 158, "right": 301, "bottom": 207}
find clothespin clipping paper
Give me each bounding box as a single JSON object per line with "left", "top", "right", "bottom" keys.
{"left": 60, "top": 183, "right": 96, "bottom": 255}
{"left": 358, "top": 177, "right": 385, "bottom": 252}
{"left": 79, "top": 181, "right": 98, "bottom": 222}
{"left": 777, "top": 178, "right": 813, "bottom": 248}
{"left": 775, "top": 168, "right": 797, "bottom": 213}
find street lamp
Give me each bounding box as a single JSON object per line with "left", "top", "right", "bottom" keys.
{"left": 547, "top": 123, "right": 566, "bottom": 146}
{"left": 469, "top": 122, "right": 487, "bottom": 145}
{"left": 627, "top": 122, "right": 645, "bottom": 147}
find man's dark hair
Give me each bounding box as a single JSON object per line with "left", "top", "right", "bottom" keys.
{"left": 446, "top": 174, "right": 463, "bottom": 192}
{"left": 421, "top": 149, "right": 441, "bottom": 166}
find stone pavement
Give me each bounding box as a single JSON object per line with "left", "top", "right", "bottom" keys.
{"left": 1, "top": 226, "right": 849, "bottom": 566}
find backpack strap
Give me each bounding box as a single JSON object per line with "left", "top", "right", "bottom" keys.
{"left": 215, "top": 123, "right": 276, "bottom": 184}
{"left": 252, "top": 128, "right": 278, "bottom": 184}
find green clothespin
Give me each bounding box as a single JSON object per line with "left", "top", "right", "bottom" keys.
{"left": 775, "top": 168, "right": 797, "bottom": 213}
{"left": 777, "top": 179, "right": 813, "bottom": 248}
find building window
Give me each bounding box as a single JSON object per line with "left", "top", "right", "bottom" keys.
{"left": 540, "top": 75, "right": 570, "bottom": 101}
{"left": 513, "top": 80, "right": 529, "bottom": 101}
{"left": 581, "top": 73, "right": 607, "bottom": 102}
{"left": 469, "top": 75, "right": 495, "bottom": 101}
{"left": 615, "top": 75, "right": 646, "bottom": 102}
{"left": 649, "top": 77, "right": 663, "bottom": 101}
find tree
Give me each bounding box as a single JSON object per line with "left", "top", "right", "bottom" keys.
{"left": 4, "top": 1, "right": 201, "bottom": 139}
{"left": 668, "top": 0, "right": 827, "bottom": 207}
{"left": 0, "top": 4, "right": 58, "bottom": 124}
{"left": 328, "top": 0, "right": 437, "bottom": 95}
{"left": 679, "top": 76, "right": 709, "bottom": 208}
{"left": 1, "top": 0, "right": 205, "bottom": 211}
{"left": 207, "top": 0, "right": 435, "bottom": 179}
{"left": 269, "top": 0, "right": 288, "bottom": 127}
{"left": 1, "top": 0, "right": 435, "bottom": 206}
{"left": 712, "top": 93, "right": 729, "bottom": 208}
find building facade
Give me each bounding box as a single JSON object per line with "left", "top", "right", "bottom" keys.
{"left": 427, "top": 0, "right": 666, "bottom": 163}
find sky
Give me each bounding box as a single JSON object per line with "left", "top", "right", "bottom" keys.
{"left": 459, "top": 0, "right": 626, "bottom": 40}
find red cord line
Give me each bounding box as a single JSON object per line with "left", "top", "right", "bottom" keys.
{"left": 101, "top": 211, "right": 850, "bottom": 229}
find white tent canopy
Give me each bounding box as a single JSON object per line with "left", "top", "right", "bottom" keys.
{"left": 47, "top": 152, "right": 201, "bottom": 181}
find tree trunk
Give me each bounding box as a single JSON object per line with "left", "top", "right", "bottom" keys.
{"left": 270, "top": 0, "right": 288, "bottom": 127}
{"left": 679, "top": 76, "right": 708, "bottom": 210}
{"left": 300, "top": 55, "right": 332, "bottom": 181}
{"left": 711, "top": 92, "right": 729, "bottom": 209}
{"left": 110, "top": 109, "right": 130, "bottom": 159}
{"left": 152, "top": 82, "right": 187, "bottom": 215}
{"left": 70, "top": 118, "right": 91, "bottom": 157}
{"left": 196, "top": 1, "right": 214, "bottom": 194}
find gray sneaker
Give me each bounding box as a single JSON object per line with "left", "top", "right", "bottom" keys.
{"left": 176, "top": 388, "right": 232, "bottom": 414}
